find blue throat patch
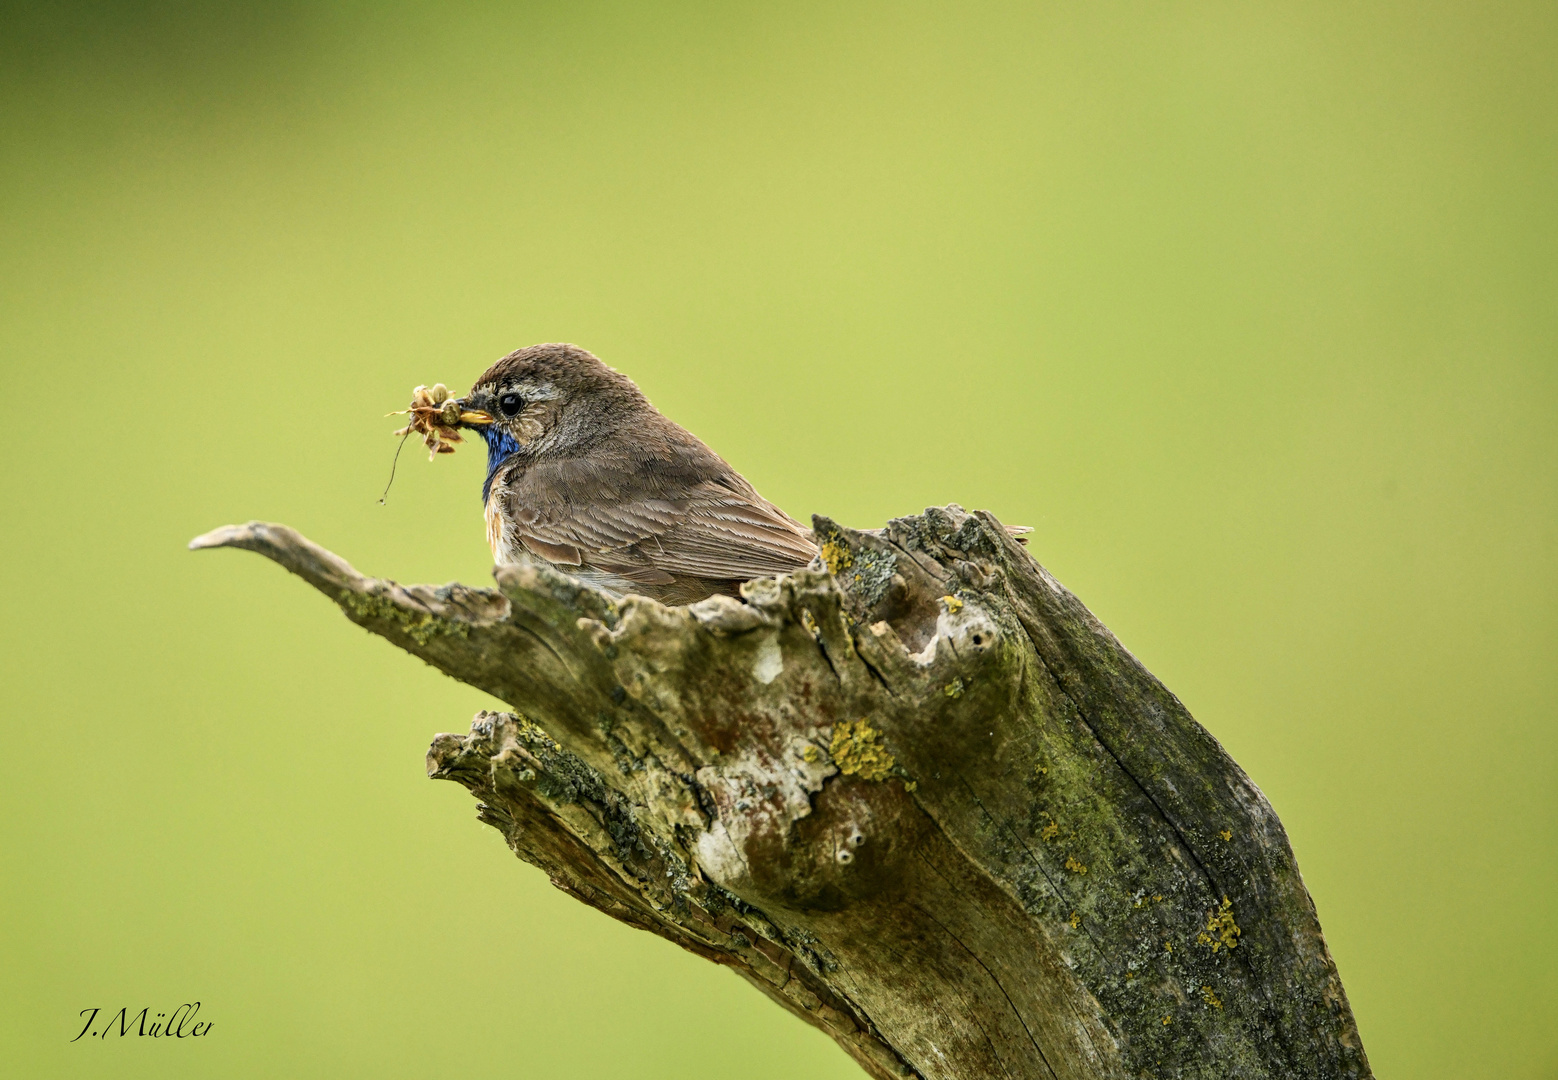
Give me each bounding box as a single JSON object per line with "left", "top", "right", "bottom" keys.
{"left": 479, "top": 428, "right": 523, "bottom": 503}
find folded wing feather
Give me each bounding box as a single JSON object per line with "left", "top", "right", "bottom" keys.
{"left": 499, "top": 459, "right": 816, "bottom": 586}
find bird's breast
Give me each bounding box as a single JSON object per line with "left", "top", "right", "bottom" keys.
{"left": 484, "top": 490, "right": 506, "bottom": 563}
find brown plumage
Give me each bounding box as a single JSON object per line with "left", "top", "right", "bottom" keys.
{"left": 455, "top": 343, "right": 817, "bottom": 605}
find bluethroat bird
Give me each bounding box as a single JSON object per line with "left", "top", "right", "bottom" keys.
{"left": 416, "top": 343, "right": 817, "bottom": 605}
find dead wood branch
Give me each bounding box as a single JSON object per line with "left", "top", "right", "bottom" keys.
{"left": 191, "top": 506, "right": 1369, "bottom": 1080}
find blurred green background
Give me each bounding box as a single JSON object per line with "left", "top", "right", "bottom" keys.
{"left": 2, "top": 2, "right": 1553, "bottom": 1077}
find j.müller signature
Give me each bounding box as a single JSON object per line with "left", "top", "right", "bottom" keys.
{"left": 72, "top": 1003, "right": 213, "bottom": 1041}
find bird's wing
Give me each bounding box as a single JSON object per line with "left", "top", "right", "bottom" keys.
{"left": 496, "top": 457, "right": 816, "bottom": 584}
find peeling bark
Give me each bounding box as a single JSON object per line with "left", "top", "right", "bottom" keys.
{"left": 191, "top": 506, "right": 1370, "bottom": 1080}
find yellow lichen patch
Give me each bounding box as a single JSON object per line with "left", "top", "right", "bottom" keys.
{"left": 1219, "top": 829, "right": 1233, "bottom": 842}
{"left": 819, "top": 540, "right": 854, "bottom": 575}
{"left": 829, "top": 719, "right": 895, "bottom": 782}
{"left": 800, "top": 744, "right": 822, "bottom": 763}
{"left": 1163, "top": 941, "right": 1173, "bottom": 953}
{"left": 1041, "top": 821, "right": 1060, "bottom": 842}
{"left": 941, "top": 594, "right": 964, "bottom": 614}
{"left": 1068, "top": 911, "right": 1081, "bottom": 929}
{"left": 944, "top": 678, "right": 965, "bottom": 698}
{"left": 1201, "top": 985, "right": 1223, "bottom": 1009}
{"left": 903, "top": 780, "right": 918, "bottom": 792}
{"left": 1065, "top": 856, "right": 1088, "bottom": 874}
{"left": 511, "top": 713, "right": 561, "bottom": 751}
{"left": 1200, "top": 896, "right": 1241, "bottom": 952}
{"left": 1033, "top": 763, "right": 1048, "bottom": 777}
{"left": 1161, "top": 1015, "right": 1172, "bottom": 1026}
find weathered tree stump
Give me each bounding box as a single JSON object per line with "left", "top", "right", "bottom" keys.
{"left": 191, "top": 505, "right": 1369, "bottom": 1079}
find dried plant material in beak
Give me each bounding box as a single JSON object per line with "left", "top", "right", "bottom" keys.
{"left": 389, "top": 383, "right": 469, "bottom": 459}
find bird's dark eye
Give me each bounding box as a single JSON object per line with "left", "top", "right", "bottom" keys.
{"left": 498, "top": 392, "right": 523, "bottom": 417}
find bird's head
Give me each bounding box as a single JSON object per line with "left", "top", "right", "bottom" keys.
{"left": 454, "top": 342, "right": 652, "bottom": 497}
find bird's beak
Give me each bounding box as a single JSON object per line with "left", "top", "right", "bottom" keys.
{"left": 455, "top": 401, "right": 493, "bottom": 426}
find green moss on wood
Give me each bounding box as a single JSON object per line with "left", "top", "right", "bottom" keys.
{"left": 338, "top": 589, "right": 470, "bottom": 645}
